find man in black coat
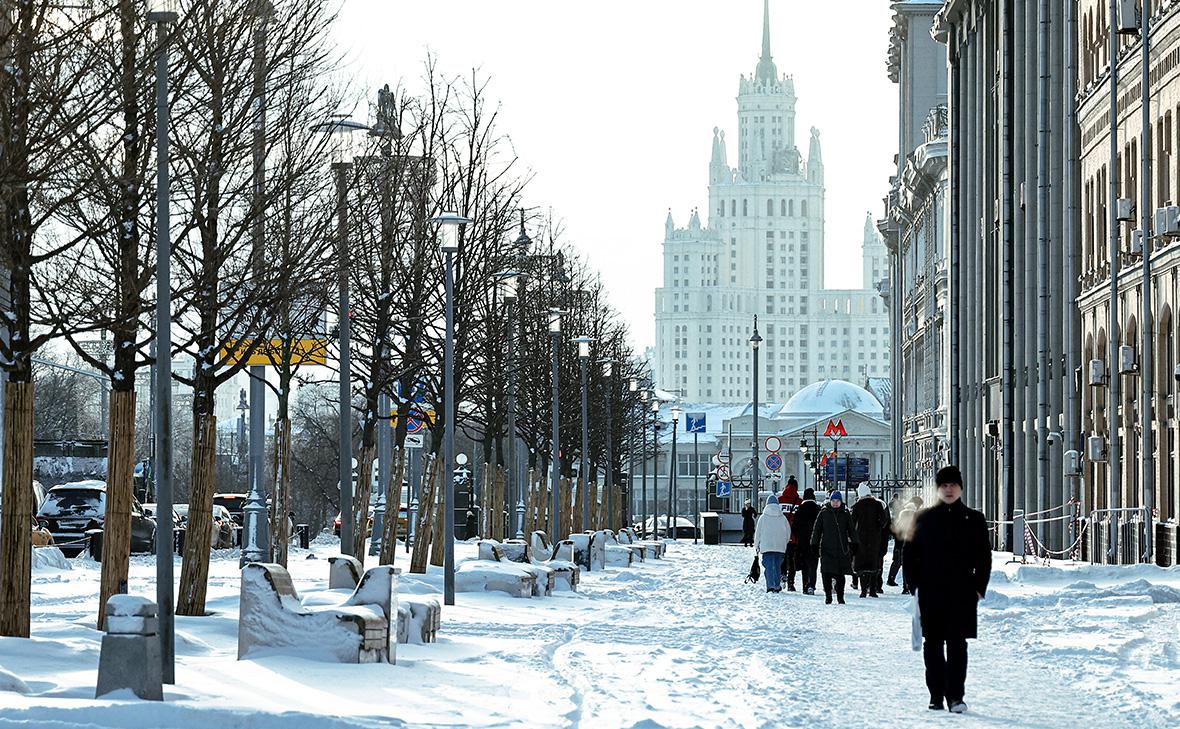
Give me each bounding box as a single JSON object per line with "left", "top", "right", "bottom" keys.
{"left": 905, "top": 465, "right": 992, "bottom": 715}
{"left": 810, "top": 490, "right": 857, "bottom": 604}
{"left": 740, "top": 500, "right": 757, "bottom": 547}
{"left": 793, "top": 488, "right": 821, "bottom": 594}
{"left": 851, "top": 483, "right": 889, "bottom": 598}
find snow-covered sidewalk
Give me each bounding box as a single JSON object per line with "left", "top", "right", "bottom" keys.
{"left": 1, "top": 540, "right": 1178, "bottom": 727}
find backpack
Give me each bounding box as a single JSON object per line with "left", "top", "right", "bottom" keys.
{"left": 744, "top": 554, "right": 761, "bottom": 584}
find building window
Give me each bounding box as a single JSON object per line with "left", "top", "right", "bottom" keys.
{"left": 802, "top": 200, "right": 809, "bottom": 216}
{"left": 743, "top": 199, "right": 749, "bottom": 216}
{"left": 767, "top": 199, "right": 774, "bottom": 216}
{"left": 780, "top": 199, "right": 787, "bottom": 216}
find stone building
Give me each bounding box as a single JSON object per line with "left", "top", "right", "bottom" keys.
{"left": 1076, "top": 0, "right": 1180, "bottom": 561}
{"left": 654, "top": 0, "right": 891, "bottom": 406}
{"left": 880, "top": 0, "right": 951, "bottom": 491}
{"left": 933, "top": 0, "right": 1081, "bottom": 552}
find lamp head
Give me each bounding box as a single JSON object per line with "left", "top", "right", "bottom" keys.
{"left": 548, "top": 309, "right": 563, "bottom": 334}
{"left": 670, "top": 406, "right": 682, "bottom": 423}
{"left": 147, "top": 0, "right": 179, "bottom": 22}
{"left": 431, "top": 211, "right": 472, "bottom": 253}
{"left": 573, "top": 336, "right": 595, "bottom": 359}
{"left": 311, "top": 116, "right": 370, "bottom": 168}
{"left": 600, "top": 359, "right": 614, "bottom": 377}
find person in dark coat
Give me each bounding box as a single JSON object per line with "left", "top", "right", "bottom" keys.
{"left": 777, "top": 477, "right": 803, "bottom": 590}
{"left": 793, "top": 488, "right": 821, "bottom": 594}
{"left": 851, "top": 483, "right": 889, "bottom": 598}
{"left": 889, "top": 496, "right": 923, "bottom": 592}
{"left": 740, "top": 500, "right": 757, "bottom": 547}
{"left": 905, "top": 465, "right": 992, "bottom": 714}
{"left": 810, "top": 490, "right": 857, "bottom": 604}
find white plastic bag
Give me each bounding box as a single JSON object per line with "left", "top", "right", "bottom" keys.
{"left": 910, "top": 590, "right": 922, "bottom": 652}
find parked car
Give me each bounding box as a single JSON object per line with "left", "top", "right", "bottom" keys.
{"left": 36, "top": 481, "right": 156, "bottom": 557}
{"left": 212, "top": 493, "right": 248, "bottom": 525}
{"left": 174, "top": 503, "right": 238, "bottom": 549}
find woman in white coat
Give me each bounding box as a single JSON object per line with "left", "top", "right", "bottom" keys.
{"left": 753, "top": 495, "right": 791, "bottom": 592}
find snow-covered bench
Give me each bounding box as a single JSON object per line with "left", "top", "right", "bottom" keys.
{"left": 562, "top": 532, "right": 607, "bottom": 572}
{"left": 323, "top": 557, "right": 438, "bottom": 644}
{"left": 618, "top": 527, "right": 665, "bottom": 559}
{"left": 478, "top": 541, "right": 554, "bottom": 596}
{"left": 238, "top": 562, "right": 396, "bottom": 664}
{"left": 598, "top": 530, "right": 638, "bottom": 567}
{"left": 456, "top": 558, "right": 537, "bottom": 599}
{"left": 527, "top": 531, "right": 581, "bottom": 590}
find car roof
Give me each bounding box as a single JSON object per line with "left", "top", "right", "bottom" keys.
{"left": 50, "top": 480, "right": 107, "bottom": 491}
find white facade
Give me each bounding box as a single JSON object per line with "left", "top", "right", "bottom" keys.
{"left": 654, "top": 2, "right": 891, "bottom": 405}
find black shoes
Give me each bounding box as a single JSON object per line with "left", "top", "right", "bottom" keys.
{"left": 787, "top": 583, "right": 796, "bottom": 592}
{"left": 825, "top": 594, "right": 833, "bottom": 604}
{"left": 948, "top": 700, "right": 967, "bottom": 714}
{"left": 836, "top": 594, "right": 846, "bottom": 605}
{"left": 928, "top": 699, "right": 944, "bottom": 711}
{"left": 887, "top": 579, "right": 899, "bottom": 587}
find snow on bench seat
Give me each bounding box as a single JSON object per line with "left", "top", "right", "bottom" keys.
{"left": 455, "top": 559, "right": 537, "bottom": 599}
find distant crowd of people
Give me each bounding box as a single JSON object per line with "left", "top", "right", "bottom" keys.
{"left": 743, "top": 477, "right": 923, "bottom": 602}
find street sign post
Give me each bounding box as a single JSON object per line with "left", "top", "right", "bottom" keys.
{"left": 766, "top": 453, "right": 782, "bottom": 472}
{"left": 764, "top": 435, "right": 782, "bottom": 453}
{"left": 716, "top": 481, "right": 732, "bottom": 498}
{"left": 686, "top": 412, "right": 706, "bottom": 434}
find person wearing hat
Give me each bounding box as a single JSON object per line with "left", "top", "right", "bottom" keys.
{"left": 851, "top": 483, "right": 889, "bottom": 598}
{"left": 793, "top": 488, "right": 821, "bottom": 594}
{"left": 753, "top": 494, "right": 790, "bottom": 592}
{"left": 809, "top": 489, "right": 857, "bottom": 604}
{"left": 777, "top": 476, "right": 803, "bottom": 591}
{"left": 905, "top": 465, "right": 992, "bottom": 714}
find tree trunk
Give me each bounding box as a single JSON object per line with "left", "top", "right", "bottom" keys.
{"left": 409, "top": 457, "right": 437, "bottom": 574}
{"left": 178, "top": 415, "right": 217, "bottom": 616}
{"left": 379, "top": 446, "right": 405, "bottom": 565}
{"left": 353, "top": 444, "right": 376, "bottom": 559}
{"left": 429, "top": 465, "right": 445, "bottom": 567}
{"left": 0, "top": 382, "right": 34, "bottom": 637}
{"left": 271, "top": 417, "right": 292, "bottom": 567}
{"left": 98, "top": 390, "right": 136, "bottom": 629}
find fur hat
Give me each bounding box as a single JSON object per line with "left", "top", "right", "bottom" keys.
{"left": 936, "top": 465, "right": 964, "bottom": 487}
{"left": 803, "top": 488, "right": 816, "bottom": 500}
{"left": 857, "top": 483, "right": 870, "bottom": 499}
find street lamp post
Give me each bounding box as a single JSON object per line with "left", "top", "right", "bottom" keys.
{"left": 628, "top": 376, "right": 638, "bottom": 528}
{"left": 750, "top": 317, "right": 763, "bottom": 507}
{"left": 574, "top": 336, "right": 595, "bottom": 532}
{"left": 639, "top": 387, "right": 649, "bottom": 535}
{"left": 601, "top": 359, "right": 615, "bottom": 530}
{"left": 147, "top": 0, "right": 179, "bottom": 684}
{"left": 498, "top": 267, "right": 526, "bottom": 539}
{"left": 434, "top": 211, "right": 471, "bottom": 607}
{"left": 650, "top": 398, "right": 660, "bottom": 536}
{"left": 312, "top": 116, "right": 369, "bottom": 557}
{"left": 669, "top": 406, "right": 681, "bottom": 540}
{"left": 548, "top": 309, "right": 563, "bottom": 540}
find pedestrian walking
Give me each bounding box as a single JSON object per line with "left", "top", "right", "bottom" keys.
{"left": 851, "top": 483, "right": 889, "bottom": 598}
{"left": 740, "top": 500, "right": 757, "bottom": 548}
{"left": 906, "top": 465, "right": 991, "bottom": 714}
{"left": 810, "top": 490, "right": 857, "bottom": 604}
{"left": 794, "top": 488, "right": 821, "bottom": 595}
{"left": 889, "top": 496, "right": 923, "bottom": 592}
{"left": 753, "top": 495, "right": 790, "bottom": 593}
{"left": 777, "top": 476, "right": 803, "bottom": 591}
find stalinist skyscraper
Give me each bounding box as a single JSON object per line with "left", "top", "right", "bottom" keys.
{"left": 655, "top": 0, "right": 891, "bottom": 405}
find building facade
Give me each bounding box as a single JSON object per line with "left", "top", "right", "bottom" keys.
{"left": 654, "top": 1, "right": 891, "bottom": 406}
{"left": 881, "top": 0, "right": 952, "bottom": 490}
{"left": 1076, "top": 0, "right": 1180, "bottom": 555}
{"left": 935, "top": 0, "right": 1082, "bottom": 552}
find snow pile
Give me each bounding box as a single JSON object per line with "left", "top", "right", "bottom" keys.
{"left": 31, "top": 547, "right": 70, "bottom": 572}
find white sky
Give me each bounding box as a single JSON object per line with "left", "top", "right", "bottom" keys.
{"left": 332, "top": 0, "right": 900, "bottom": 351}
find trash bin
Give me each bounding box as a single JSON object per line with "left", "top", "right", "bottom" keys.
{"left": 701, "top": 512, "right": 720, "bottom": 545}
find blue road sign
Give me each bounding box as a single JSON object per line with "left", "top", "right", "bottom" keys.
{"left": 766, "top": 453, "right": 783, "bottom": 471}
{"left": 686, "top": 412, "right": 706, "bottom": 434}
{"left": 716, "top": 480, "right": 733, "bottom": 498}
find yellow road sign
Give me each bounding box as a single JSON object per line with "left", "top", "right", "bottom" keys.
{"left": 222, "top": 338, "right": 328, "bottom": 367}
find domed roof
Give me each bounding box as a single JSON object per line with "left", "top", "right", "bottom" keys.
{"left": 783, "top": 380, "right": 884, "bottom": 419}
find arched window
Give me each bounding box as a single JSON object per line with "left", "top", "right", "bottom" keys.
{"left": 718, "top": 201, "right": 725, "bottom": 218}
{"left": 767, "top": 199, "right": 774, "bottom": 216}
{"left": 788, "top": 199, "right": 795, "bottom": 216}
{"left": 743, "top": 199, "right": 749, "bottom": 216}
{"left": 801, "top": 200, "right": 809, "bottom": 217}
{"left": 730, "top": 199, "right": 736, "bottom": 216}
{"left": 781, "top": 199, "right": 787, "bottom": 216}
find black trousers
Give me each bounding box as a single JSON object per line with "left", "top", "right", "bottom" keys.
{"left": 822, "top": 572, "right": 845, "bottom": 598}
{"left": 799, "top": 545, "right": 819, "bottom": 591}
{"left": 923, "top": 638, "right": 968, "bottom": 703}
{"left": 784, "top": 543, "right": 797, "bottom": 585}
{"left": 888, "top": 537, "right": 904, "bottom": 583}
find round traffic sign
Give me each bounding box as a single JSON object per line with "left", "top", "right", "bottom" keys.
{"left": 456, "top": 453, "right": 469, "bottom": 465}
{"left": 717, "top": 464, "right": 732, "bottom": 481}
{"left": 765, "top": 436, "right": 782, "bottom": 453}
{"left": 717, "top": 451, "right": 731, "bottom": 464}
{"left": 406, "top": 416, "right": 423, "bottom": 434}
{"left": 766, "top": 453, "right": 783, "bottom": 471}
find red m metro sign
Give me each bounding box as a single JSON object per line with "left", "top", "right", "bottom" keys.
{"left": 824, "top": 419, "right": 848, "bottom": 438}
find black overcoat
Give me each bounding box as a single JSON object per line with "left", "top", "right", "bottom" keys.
{"left": 905, "top": 499, "right": 992, "bottom": 640}
{"left": 851, "top": 497, "right": 889, "bottom": 572}
{"left": 810, "top": 504, "right": 857, "bottom": 574}
{"left": 794, "top": 500, "right": 820, "bottom": 547}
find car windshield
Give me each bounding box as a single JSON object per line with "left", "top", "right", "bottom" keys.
{"left": 39, "top": 490, "right": 104, "bottom": 518}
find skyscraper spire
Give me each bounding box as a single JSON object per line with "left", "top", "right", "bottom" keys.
{"left": 755, "top": 0, "right": 778, "bottom": 85}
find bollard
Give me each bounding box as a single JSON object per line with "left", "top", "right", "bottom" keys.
{"left": 1012, "top": 510, "right": 1026, "bottom": 560}
{"left": 297, "top": 523, "right": 310, "bottom": 549}
{"left": 87, "top": 529, "right": 104, "bottom": 562}
{"left": 174, "top": 527, "right": 186, "bottom": 555}
{"left": 96, "top": 595, "right": 163, "bottom": 700}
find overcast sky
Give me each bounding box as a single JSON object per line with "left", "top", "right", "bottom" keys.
{"left": 332, "top": 0, "right": 900, "bottom": 351}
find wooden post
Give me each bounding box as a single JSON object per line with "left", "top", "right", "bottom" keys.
{"left": 409, "top": 457, "right": 437, "bottom": 574}
{"left": 272, "top": 417, "right": 292, "bottom": 567}
{"left": 429, "top": 466, "right": 445, "bottom": 567}
{"left": 379, "top": 446, "right": 405, "bottom": 566}
{"left": 98, "top": 390, "right": 137, "bottom": 629}
{"left": 0, "top": 382, "right": 34, "bottom": 637}
{"left": 353, "top": 445, "right": 376, "bottom": 559}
